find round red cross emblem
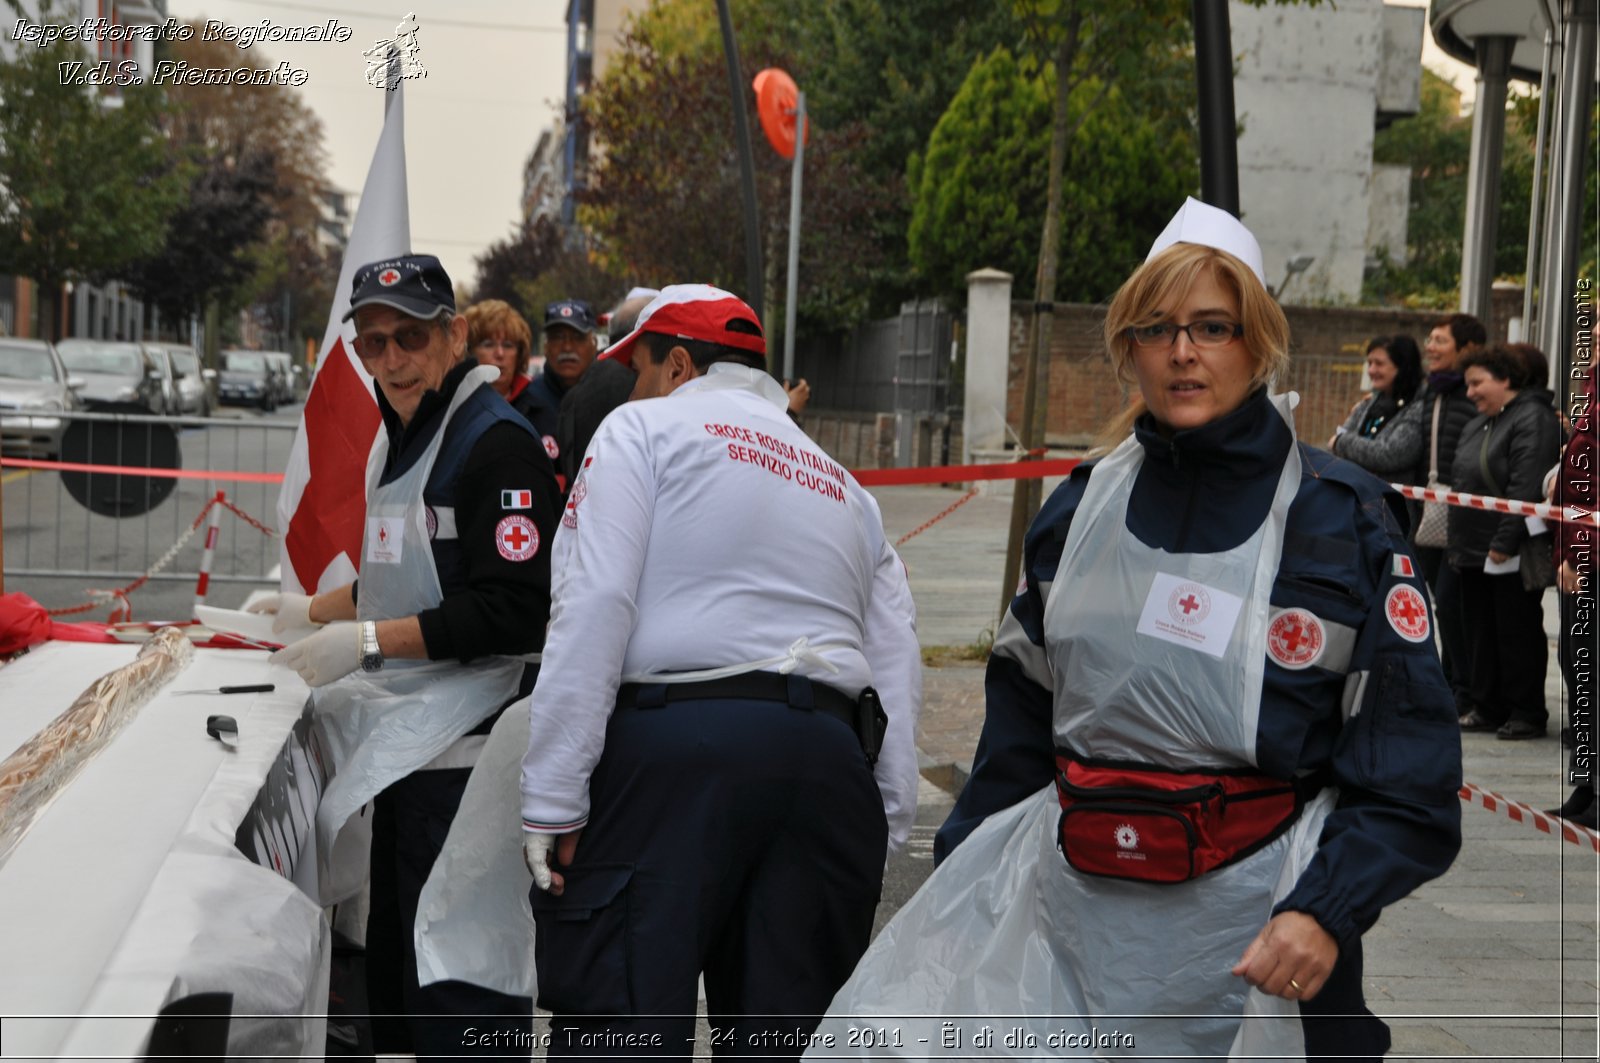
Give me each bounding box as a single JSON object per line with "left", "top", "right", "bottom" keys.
{"left": 1385, "top": 584, "right": 1431, "bottom": 643}
{"left": 543, "top": 434, "right": 560, "bottom": 460}
{"left": 1268, "top": 608, "right": 1325, "bottom": 669}
{"left": 560, "top": 306, "right": 572, "bottom": 317}
{"left": 378, "top": 268, "right": 402, "bottom": 286}
{"left": 1167, "top": 583, "right": 1211, "bottom": 625}
{"left": 496, "top": 515, "right": 539, "bottom": 561}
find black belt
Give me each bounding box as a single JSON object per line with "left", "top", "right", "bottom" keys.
{"left": 616, "top": 671, "right": 857, "bottom": 733}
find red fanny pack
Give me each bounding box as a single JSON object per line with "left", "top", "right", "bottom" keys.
{"left": 1054, "top": 749, "right": 1307, "bottom": 884}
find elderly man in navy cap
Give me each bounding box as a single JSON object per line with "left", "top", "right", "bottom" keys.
{"left": 522, "top": 298, "right": 600, "bottom": 468}
{"left": 253, "top": 253, "right": 559, "bottom": 1059}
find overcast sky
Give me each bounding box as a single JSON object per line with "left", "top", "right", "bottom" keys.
{"left": 175, "top": 0, "right": 572, "bottom": 287}
{"left": 173, "top": 1, "right": 1476, "bottom": 294}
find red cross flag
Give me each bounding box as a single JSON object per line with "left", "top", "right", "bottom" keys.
{"left": 275, "top": 88, "right": 411, "bottom": 593}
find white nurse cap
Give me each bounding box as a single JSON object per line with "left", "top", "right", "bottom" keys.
{"left": 1146, "top": 196, "right": 1266, "bottom": 288}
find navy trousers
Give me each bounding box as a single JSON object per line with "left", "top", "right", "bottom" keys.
{"left": 531, "top": 689, "right": 889, "bottom": 1061}
{"left": 367, "top": 767, "right": 534, "bottom": 1059}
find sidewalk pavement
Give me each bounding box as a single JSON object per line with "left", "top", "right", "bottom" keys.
{"left": 872, "top": 483, "right": 1599, "bottom": 1062}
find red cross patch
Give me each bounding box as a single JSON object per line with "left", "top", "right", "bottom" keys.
{"left": 1384, "top": 584, "right": 1431, "bottom": 643}
{"left": 378, "top": 268, "right": 402, "bottom": 286}
{"left": 1267, "top": 608, "right": 1325, "bottom": 669}
{"left": 1167, "top": 583, "right": 1211, "bottom": 625}
{"left": 543, "top": 434, "right": 560, "bottom": 460}
{"left": 496, "top": 515, "right": 539, "bottom": 561}
{"left": 563, "top": 459, "right": 591, "bottom": 529}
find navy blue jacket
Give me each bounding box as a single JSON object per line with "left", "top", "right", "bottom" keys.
{"left": 371, "top": 360, "right": 560, "bottom": 664}
{"left": 522, "top": 368, "right": 569, "bottom": 440}
{"left": 936, "top": 389, "right": 1462, "bottom": 953}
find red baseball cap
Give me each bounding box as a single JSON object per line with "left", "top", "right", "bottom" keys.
{"left": 600, "top": 284, "right": 766, "bottom": 369}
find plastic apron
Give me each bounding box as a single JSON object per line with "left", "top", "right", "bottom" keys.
{"left": 413, "top": 636, "right": 848, "bottom": 998}
{"left": 810, "top": 393, "right": 1334, "bottom": 1062}
{"left": 312, "top": 364, "right": 526, "bottom": 906}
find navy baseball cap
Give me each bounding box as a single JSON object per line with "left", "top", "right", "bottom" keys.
{"left": 343, "top": 254, "right": 456, "bottom": 322}
{"left": 543, "top": 299, "right": 597, "bottom": 334}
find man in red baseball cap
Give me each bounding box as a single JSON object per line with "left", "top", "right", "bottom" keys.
{"left": 519, "top": 283, "right": 922, "bottom": 1056}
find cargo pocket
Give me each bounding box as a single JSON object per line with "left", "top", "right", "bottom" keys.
{"left": 529, "top": 864, "right": 634, "bottom": 1015}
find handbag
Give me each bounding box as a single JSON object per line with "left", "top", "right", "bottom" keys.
{"left": 1518, "top": 535, "right": 1557, "bottom": 592}
{"left": 1414, "top": 398, "right": 1450, "bottom": 548}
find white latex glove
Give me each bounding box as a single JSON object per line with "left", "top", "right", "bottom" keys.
{"left": 523, "top": 832, "right": 555, "bottom": 891}
{"left": 269, "top": 621, "right": 360, "bottom": 687}
{"left": 246, "top": 592, "right": 320, "bottom": 636}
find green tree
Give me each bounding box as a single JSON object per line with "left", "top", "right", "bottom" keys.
{"left": 150, "top": 23, "right": 332, "bottom": 347}
{"left": 907, "top": 46, "right": 1196, "bottom": 304}
{"left": 1366, "top": 69, "right": 1538, "bottom": 306}
{"left": 580, "top": 19, "right": 895, "bottom": 329}
{"left": 0, "top": 37, "right": 184, "bottom": 338}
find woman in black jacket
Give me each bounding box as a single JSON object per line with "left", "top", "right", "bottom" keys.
{"left": 1451, "top": 346, "right": 1562, "bottom": 739}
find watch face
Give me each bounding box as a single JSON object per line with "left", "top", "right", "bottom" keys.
{"left": 361, "top": 653, "right": 384, "bottom": 673}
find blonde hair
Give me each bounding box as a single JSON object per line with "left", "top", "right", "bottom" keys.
{"left": 1096, "top": 242, "right": 1290, "bottom": 446}
{"left": 464, "top": 299, "right": 533, "bottom": 375}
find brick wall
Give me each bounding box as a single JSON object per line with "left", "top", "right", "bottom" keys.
{"left": 1007, "top": 286, "right": 1523, "bottom": 447}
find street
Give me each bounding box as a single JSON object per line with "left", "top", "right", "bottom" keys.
{"left": 2, "top": 399, "right": 302, "bottom": 620}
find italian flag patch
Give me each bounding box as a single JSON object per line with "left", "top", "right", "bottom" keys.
{"left": 1392, "top": 555, "right": 1415, "bottom": 578}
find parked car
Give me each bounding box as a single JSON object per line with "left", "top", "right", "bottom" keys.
{"left": 218, "top": 349, "right": 284, "bottom": 411}
{"left": 262, "top": 351, "right": 299, "bottom": 406}
{"left": 159, "top": 344, "right": 215, "bottom": 417}
{"left": 56, "top": 339, "right": 173, "bottom": 414}
{"left": 0, "top": 338, "right": 83, "bottom": 458}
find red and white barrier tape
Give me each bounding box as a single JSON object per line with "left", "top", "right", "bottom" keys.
{"left": 1459, "top": 781, "right": 1600, "bottom": 851}
{"left": 895, "top": 487, "right": 980, "bottom": 547}
{"left": 45, "top": 492, "right": 277, "bottom": 618}
{"left": 0, "top": 455, "right": 283, "bottom": 483}
{"left": 1394, "top": 483, "right": 1599, "bottom": 528}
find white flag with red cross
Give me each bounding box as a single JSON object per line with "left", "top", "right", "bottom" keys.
{"left": 275, "top": 89, "right": 411, "bottom": 594}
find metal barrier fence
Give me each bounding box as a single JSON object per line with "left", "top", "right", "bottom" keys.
{"left": 1, "top": 409, "right": 295, "bottom": 587}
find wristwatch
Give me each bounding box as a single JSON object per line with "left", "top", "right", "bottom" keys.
{"left": 359, "top": 620, "right": 384, "bottom": 673}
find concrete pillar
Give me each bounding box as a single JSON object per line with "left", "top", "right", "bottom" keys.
{"left": 1458, "top": 36, "right": 1514, "bottom": 320}
{"left": 1538, "top": 0, "right": 1597, "bottom": 372}
{"left": 963, "top": 267, "right": 1013, "bottom": 466}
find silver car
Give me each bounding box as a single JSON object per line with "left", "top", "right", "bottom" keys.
{"left": 0, "top": 338, "right": 83, "bottom": 458}
{"left": 56, "top": 339, "right": 172, "bottom": 414}
{"left": 160, "top": 344, "right": 216, "bottom": 417}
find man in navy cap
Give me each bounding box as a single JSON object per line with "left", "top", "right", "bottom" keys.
{"left": 522, "top": 298, "right": 599, "bottom": 467}
{"left": 253, "top": 253, "right": 558, "bottom": 1058}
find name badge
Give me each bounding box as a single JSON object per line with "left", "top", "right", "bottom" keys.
{"left": 366, "top": 516, "right": 404, "bottom": 565}
{"left": 1136, "top": 573, "right": 1243, "bottom": 659}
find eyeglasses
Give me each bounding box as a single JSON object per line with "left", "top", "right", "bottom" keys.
{"left": 352, "top": 324, "right": 434, "bottom": 360}
{"left": 1127, "top": 320, "right": 1244, "bottom": 349}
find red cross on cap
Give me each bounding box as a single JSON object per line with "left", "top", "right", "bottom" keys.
{"left": 560, "top": 306, "right": 572, "bottom": 317}
{"left": 378, "top": 269, "right": 401, "bottom": 286}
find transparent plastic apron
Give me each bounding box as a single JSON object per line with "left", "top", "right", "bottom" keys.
{"left": 312, "top": 365, "right": 526, "bottom": 906}
{"left": 414, "top": 366, "right": 853, "bottom": 993}
{"left": 809, "top": 394, "right": 1334, "bottom": 1061}
{"left": 414, "top": 643, "right": 851, "bottom": 995}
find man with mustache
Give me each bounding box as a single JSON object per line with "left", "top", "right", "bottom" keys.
{"left": 523, "top": 299, "right": 600, "bottom": 471}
